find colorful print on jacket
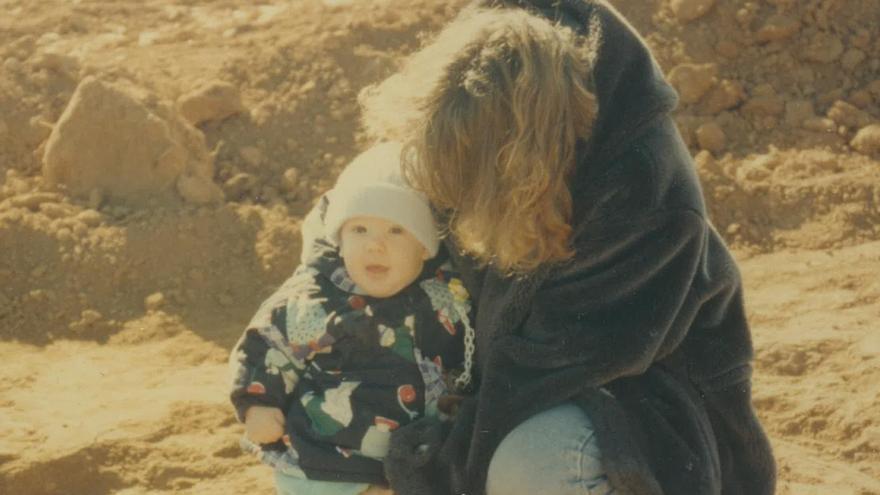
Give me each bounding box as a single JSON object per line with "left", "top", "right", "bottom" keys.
{"left": 229, "top": 248, "right": 473, "bottom": 483}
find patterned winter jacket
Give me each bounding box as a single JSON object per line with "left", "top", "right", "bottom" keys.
{"left": 229, "top": 242, "right": 475, "bottom": 484}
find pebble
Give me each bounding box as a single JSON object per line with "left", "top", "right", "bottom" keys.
{"left": 850, "top": 125, "right": 880, "bottom": 155}
{"left": 667, "top": 63, "right": 718, "bottom": 104}
{"left": 239, "top": 146, "right": 264, "bottom": 168}
{"left": 801, "top": 33, "right": 844, "bottom": 64}
{"left": 145, "top": 292, "right": 165, "bottom": 311}
{"left": 670, "top": 0, "right": 716, "bottom": 22}
{"left": 755, "top": 15, "right": 800, "bottom": 43}
{"left": 10, "top": 192, "right": 61, "bottom": 210}
{"left": 76, "top": 209, "right": 103, "bottom": 227}
{"left": 177, "top": 174, "right": 224, "bottom": 205}
{"left": 701, "top": 79, "right": 745, "bottom": 115}
{"left": 223, "top": 173, "right": 257, "bottom": 200}
{"left": 827, "top": 100, "right": 872, "bottom": 129}
{"left": 80, "top": 309, "right": 102, "bottom": 325}
{"left": 695, "top": 122, "right": 726, "bottom": 153}
{"left": 841, "top": 49, "right": 866, "bottom": 71}
{"left": 281, "top": 168, "right": 300, "bottom": 193}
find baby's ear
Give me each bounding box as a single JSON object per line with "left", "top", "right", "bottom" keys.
{"left": 421, "top": 245, "right": 431, "bottom": 261}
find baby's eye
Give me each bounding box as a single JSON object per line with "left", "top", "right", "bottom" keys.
{"left": 389, "top": 225, "right": 404, "bottom": 235}
{"left": 351, "top": 225, "right": 367, "bottom": 234}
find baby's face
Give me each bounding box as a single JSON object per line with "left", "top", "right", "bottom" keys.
{"left": 339, "top": 216, "right": 429, "bottom": 298}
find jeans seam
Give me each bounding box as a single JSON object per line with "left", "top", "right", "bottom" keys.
{"left": 575, "top": 428, "right": 607, "bottom": 494}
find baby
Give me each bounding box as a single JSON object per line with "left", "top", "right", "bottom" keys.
{"left": 229, "top": 142, "right": 474, "bottom": 495}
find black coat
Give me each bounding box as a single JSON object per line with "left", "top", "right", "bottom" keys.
{"left": 382, "top": 1, "right": 776, "bottom": 494}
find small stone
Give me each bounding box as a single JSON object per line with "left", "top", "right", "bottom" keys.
{"left": 695, "top": 122, "right": 726, "bottom": 153}
{"left": 715, "top": 40, "right": 738, "bottom": 59}
{"left": 802, "top": 117, "right": 836, "bottom": 133}
{"left": 841, "top": 49, "right": 867, "bottom": 71}
{"left": 743, "top": 95, "right": 784, "bottom": 117}
{"left": 223, "top": 173, "right": 257, "bottom": 201}
{"left": 785, "top": 100, "right": 815, "bottom": 127}
{"left": 177, "top": 80, "right": 245, "bottom": 126}
{"left": 670, "top": 0, "right": 716, "bottom": 22}
{"left": 239, "top": 146, "right": 263, "bottom": 168}
{"left": 145, "top": 292, "right": 165, "bottom": 311}
{"left": 81, "top": 309, "right": 102, "bottom": 325}
{"left": 849, "top": 90, "right": 873, "bottom": 109}
{"left": 755, "top": 15, "right": 800, "bottom": 43}
{"left": 827, "top": 100, "right": 872, "bottom": 129}
{"left": 177, "top": 174, "right": 224, "bottom": 205}
{"left": 850, "top": 125, "right": 880, "bottom": 155}
{"left": 10, "top": 192, "right": 62, "bottom": 210}
{"left": 281, "top": 168, "right": 300, "bottom": 193}
{"left": 701, "top": 79, "right": 746, "bottom": 115}
{"left": 667, "top": 63, "right": 718, "bottom": 104}
{"left": 76, "top": 209, "right": 103, "bottom": 227}
{"left": 801, "top": 32, "right": 844, "bottom": 64}
{"left": 726, "top": 223, "right": 741, "bottom": 236}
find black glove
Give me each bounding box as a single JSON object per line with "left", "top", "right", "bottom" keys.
{"left": 383, "top": 416, "right": 450, "bottom": 494}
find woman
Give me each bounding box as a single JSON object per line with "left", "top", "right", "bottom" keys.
{"left": 361, "top": 1, "right": 776, "bottom": 494}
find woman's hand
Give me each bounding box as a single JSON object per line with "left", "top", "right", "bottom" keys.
{"left": 244, "top": 405, "right": 285, "bottom": 444}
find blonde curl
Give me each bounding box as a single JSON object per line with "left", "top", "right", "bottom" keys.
{"left": 361, "top": 8, "right": 598, "bottom": 274}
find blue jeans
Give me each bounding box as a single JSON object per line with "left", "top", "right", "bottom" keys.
{"left": 486, "top": 403, "right": 616, "bottom": 495}
{"left": 274, "top": 471, "right": 368, "bottom": 495}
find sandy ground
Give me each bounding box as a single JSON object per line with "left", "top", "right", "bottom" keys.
{"left": 1, "top": 0, "right": 878, "bottom": 493}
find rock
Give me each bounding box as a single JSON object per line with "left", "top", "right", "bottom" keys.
{"left": 145, "top": 292, "right": 165, "bottom": 311}
{"left": 802, "top": 117, "right": 836, "bottom": 133}
{"left": 80, "top": 309, "right": 102, "bottom": 325}
{"left": 868, "top": 80, "right": 880, "bottom": 98}
{"left": 785, "top": 100, "right": 816, "bottom": 127}
{"left": 801, "top": 32, "right": 844, "bottom": 64}
{"left": 281, "top": 168, "right": 300, "bottom": 193}
{"left": 670, "top": 0, "right": 716, "bottom": 22}
{"left": 850, "top": 125, "right": 880, "bottom": 155}
{"left": 43, "top": 77, "right": 214, "bottom": 204}
{"left": 827, "top": 100, "right": 872, "bottom": 129}
{"left": 223, "top": 173, "right": 257, "bottom": 201}
{"left": 701, "top": 79, "right": 746, "bottom": 115}
{"left": 849, "top": 90, "right": 873, "bottom": 109}
{"left": 176, "top": 174, "right": 224, "bottom": 205}
{"left": 755, "top": 15, "right": 800, "bottom": 43}
{"left": 667, "top": 63, "right": 717, "bottom": 104}
{"left": 715, "top": 40, "right": 738, "bottom": 58}
{"left": 10, "top": 192, "right": 61, "bottom": 210}
{"left": 743, "top": 95, "right": 785, "bottom": 117}
{"left": 841, "top": 49, "right": 867, "bottom": 71}
{"left": 32, "top": 50, "right": 80, "bottom": 75}
{"left": 75, "top": 209, "right": 103, "bottom": 227}
{"left": 177, "top": 81, "right": 245, "bottom": 126}
{"left": 239, "top": 146, "right": 263, "bottom": 168}
{"left": 695, "top": 122, "right": 726, "bottom": 153}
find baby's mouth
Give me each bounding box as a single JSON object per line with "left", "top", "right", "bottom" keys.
{"left": 365, "top": 264, "right": 389, "bottom": 275}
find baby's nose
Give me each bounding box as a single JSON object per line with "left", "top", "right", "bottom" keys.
{"left": 366, "top": 237, "right": 386, "bottom": 251}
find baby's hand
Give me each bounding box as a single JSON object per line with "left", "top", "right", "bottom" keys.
{"left": 244, "top": 406, "right": 285, "bottom": 444}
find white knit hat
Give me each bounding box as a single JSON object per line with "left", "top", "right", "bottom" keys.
{"left": 324, "top": 142, "right": 440, "bottom": 257}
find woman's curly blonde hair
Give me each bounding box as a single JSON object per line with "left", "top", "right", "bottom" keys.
{"left": 361, "top": 8, "right": 598, "bottom": 274}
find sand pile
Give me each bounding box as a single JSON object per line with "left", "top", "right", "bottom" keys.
{"left": 1, "top": 0, "right": 878, "bottom": 494}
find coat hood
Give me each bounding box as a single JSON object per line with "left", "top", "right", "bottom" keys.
{"left": 478, "top": 0, "right": 679, "bottom": 166}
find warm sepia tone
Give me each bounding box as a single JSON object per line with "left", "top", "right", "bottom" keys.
{"left": 1, "top": 0, "right": 878, "bottom": 494}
